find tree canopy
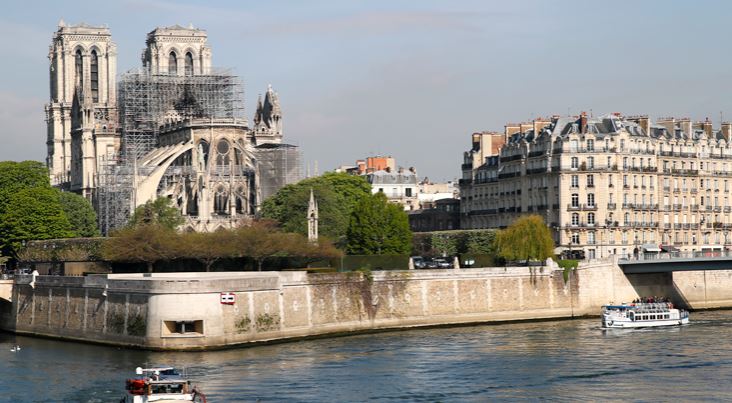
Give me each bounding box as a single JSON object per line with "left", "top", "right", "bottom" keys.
{"left": 129, "top": 197, "right": 185, "bottom": 230}
{"left": 103, "top": 224, "right": 180, "bottom": 273}
{"left": 102, "top": 220, "right": 341, "bottom": 272}
{"left": 496, "top": 215, "right": 554, "bottom": 264}
{"left": 0, "top": 187, "right": 75, "bottom": 256}
{"left": 59, "top": 191, "right": 100, "bottom": 237}
{"left": 0, "top": 161, "right": 100, "bottom": 257}
{"left": 260, "top": 172, "right": 371, "bottom": 243}
{"left": 346, "top": 192, "right": 412, "bottom": 255}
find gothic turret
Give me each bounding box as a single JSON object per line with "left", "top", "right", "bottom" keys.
{"left": 253, "top": 84, "right": 283, "bottom": 145}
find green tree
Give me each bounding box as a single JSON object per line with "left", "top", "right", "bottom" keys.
{"left": 0, "top": 161, "right": 50, "bottom": 210}
{"left": 0, "top": 187, "right": 74, "bottom": 256}
{"left": 260, "top": 172, "right": 371, "bottom": 243}
{"left": 129, "top": 197, "right": 184, "bottom": 230}
{"left": 102, "top": 224, "right": 181, "bottom": 273}
{"left": 58, "top": 191, "right": 100, "bottom": 237}
{"left": 431, "top": 233, "right": 457, "bottom": 257}
{"left": 496, "top": 215, "right": 554, "bottom": 264}
{"left": 346, "top": 192, "right": 412, "bottom": 255}
{"left": 466, "top": 230, "right": 497, "bottom": 255}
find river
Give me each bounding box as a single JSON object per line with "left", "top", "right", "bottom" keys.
{"left": 2, "top": 310, "right": 732, "bottom": 402}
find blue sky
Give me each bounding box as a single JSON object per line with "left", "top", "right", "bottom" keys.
{"left": 2, "top": 0, "right": 732, "bottom": 181}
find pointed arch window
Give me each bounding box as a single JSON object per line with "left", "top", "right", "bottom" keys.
{"left": 185, "top": 52, "right": 194, "bottom": 76}
{"left": 168, "top": 51, "right": 178, "bottom": 75}
{"left": 74, "top": 49, "right": 83, "bottom": 88}
{"left": 90, "top": 50, "right": 99, "bottom": 102}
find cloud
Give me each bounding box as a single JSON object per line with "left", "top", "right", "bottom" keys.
{"left": 0, "top": 92, "right": 46, "bottom": 163}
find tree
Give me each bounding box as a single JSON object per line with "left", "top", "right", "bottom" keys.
{"left": 496, "top": 215, "right": 554, "bottom": 264}
{"left": 58, "top": 191, "right": 100, "bottom": 237}
{"left": 0, "top": 161, "right": 50, "bottom": 210}
{"left": 0, "top": 187, "right": 75, "bottom": 257}
{"left": 346, "top": 192, "right": 412, "bottom": 255}
{"left": 230, "top": 220, "right": 341, "bottom": 271}
{"left": 232, "top": 221, "right": 291, "bottom": 271}
{"left": 431, "top": 233, "right": 458, "bottom": 257}
{"left": 178, "top": 229, "right": 237, "bottom": 272}
{"left": 466, "top": 230, "right": 497, "bottom": 255}
{"left": 129, "top": 197, "right": 184, "bottom": 230}
{"left": 260, "top": 172, "right": 372, "bottom": 243}
{"left": 102, "top": 224, "right": 181, "bottom": 273}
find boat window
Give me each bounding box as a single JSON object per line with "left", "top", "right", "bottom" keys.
{"left": 151, "top": 383, "right": 184, "bottom": 394}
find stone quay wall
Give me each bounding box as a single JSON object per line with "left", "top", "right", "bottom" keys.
{"left": 1, "top": 261, "right": 731, "bottom": 350}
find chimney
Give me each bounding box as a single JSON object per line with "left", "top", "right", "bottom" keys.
{"left": 722, "top": 122, "right": 732, "bottom": 142}
{"left": 579, "top": 111, "right": 588, "bottom": 134}
{"left": 638, "top": 115, "right": 649, "bottom": 134}
{"left": 658, "top": 117, "right": 676, "bottom": 135}
{"left": 679, "top": 118, "right": 692, "bottom": 137}
{"left": 703, "top": 117, "right": 713, "bottom": 138}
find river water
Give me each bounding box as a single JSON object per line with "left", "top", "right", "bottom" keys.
{"left": 2, "top": 310, "right": 732, "bottom": 402}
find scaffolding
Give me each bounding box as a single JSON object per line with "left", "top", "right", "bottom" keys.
{"left": 256, "top": 143, "right": 303, "bottom": 202}
{"left": 118, "top": 68, "right": 246, "bottom": 162}
{"left": 95, "top": 69, "right": 247, "bottom": 234}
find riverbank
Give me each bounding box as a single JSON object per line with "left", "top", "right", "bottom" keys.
{"left": 2, "top": 260, "right": 732, "bottom": 350}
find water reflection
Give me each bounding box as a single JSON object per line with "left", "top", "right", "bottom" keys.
{"left": 2, "top": 311, "right": 732, "bottom": 402}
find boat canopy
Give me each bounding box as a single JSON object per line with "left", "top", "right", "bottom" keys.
{"left": 603, "top": 305, "right": 631, "bottom": 309}
{"left": 642, "top": 244, "right": 661, "bottom": 252}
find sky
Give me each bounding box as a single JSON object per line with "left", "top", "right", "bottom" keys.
{"left": 3, "top": 0, "right": 732, "bottom": 181}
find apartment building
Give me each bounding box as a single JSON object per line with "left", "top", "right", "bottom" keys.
{"left": 460, "top": 113, "right": 732, "bottom": 259}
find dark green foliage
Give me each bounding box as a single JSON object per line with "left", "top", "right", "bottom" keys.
{"left": 58, "top": 191, "right": 100, "bottom": 237}
{"left": 412, "top": 229, "right": 497, "bottom": 257}
{"left": 0, "top": 161, "right": 100, "bottom": 258}
{"left": 0, "top": 161, "right": 50, "bottom": 211}
{"left": 0, "top": 187, "right": 74, "bottom": 256}
{"left": 431, "top": 233, "right": 458, "bottom": 257}
{"left": 260, "top": 172, "right": 371, "bottom": 243}
{"left": 129, "top": 197, "right": 184, "bottom": 230}
{"left": 346, "top": 192, "right": 412, "bottom": 255}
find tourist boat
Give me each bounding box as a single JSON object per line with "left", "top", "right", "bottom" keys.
{"left": 121, "top": 366, "right": 206, "bottom": 402}
{"left": 601, "top": 302, "right": 689, "bottom": 329}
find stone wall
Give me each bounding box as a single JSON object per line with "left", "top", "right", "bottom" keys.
{"left": 2, "top": 261, "right": 732, "bottom": 350}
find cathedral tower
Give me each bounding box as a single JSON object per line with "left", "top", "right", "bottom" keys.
{"left": 46, "top": 20, "right": 117, "bottom": 191}
{"left": 142, "top": 25, "right": 211, "bottom": 75}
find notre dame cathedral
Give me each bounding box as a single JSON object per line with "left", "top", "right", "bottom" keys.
{"left": 45, "top": 21, "right": 301, "bottom": 233}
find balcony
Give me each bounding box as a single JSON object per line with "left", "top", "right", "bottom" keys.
{"left": 567, "top": 204, "right": 581, "bottom": 211}
{"left": 663, "top": 186, "right": 671, "bottom": 192}
{"left": 607, "top": 203, "right": 617, "bottom": 210}
{"left": 581, "top": 204, "right": 598, "bottom": 211}
{"left": 691, "top": 205, "right": 699, "bottom": 211}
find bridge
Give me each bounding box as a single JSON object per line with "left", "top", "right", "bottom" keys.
{"left": 618, "top": 251, "right": 732, "bottom": 274}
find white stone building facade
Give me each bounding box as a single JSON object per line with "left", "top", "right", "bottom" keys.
{"left": 461, "top": 113, "right": 732, "bottom": 259}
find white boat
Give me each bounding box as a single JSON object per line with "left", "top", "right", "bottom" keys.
{"left": 602, "top": 302, "right": 689, "bottom": 329}
{"left": 121, "top": 366, "right": 206, "bottom": 403}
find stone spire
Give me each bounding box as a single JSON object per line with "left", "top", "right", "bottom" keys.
{"left": 307, "top": 188, "right": 318, "bottom": 243}
{"left": 253, "top": 85, "right": 283, "bottom": 144}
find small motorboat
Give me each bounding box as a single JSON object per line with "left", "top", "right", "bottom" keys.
{"left": 121, "top": 366, "right": 206, "bottom": 402}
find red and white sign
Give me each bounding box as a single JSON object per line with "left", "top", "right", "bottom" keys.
{"left": 220, "top": 292, "right": 236, "bottom": 305}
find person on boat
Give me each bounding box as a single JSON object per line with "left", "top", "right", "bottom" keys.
{"left": 152, "top": 371, "right": 160, "bottom": 381}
